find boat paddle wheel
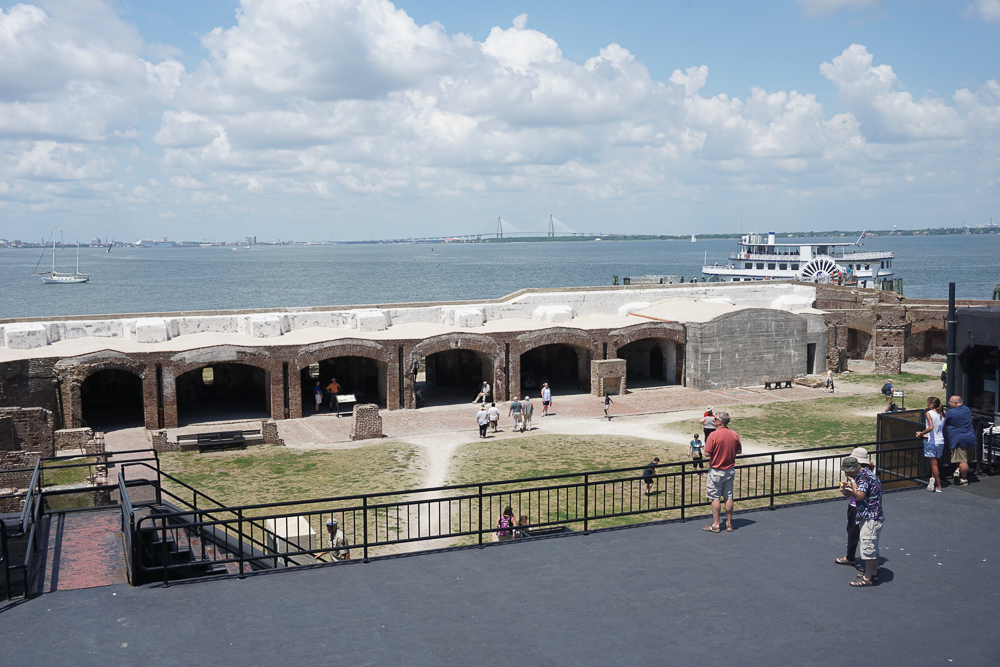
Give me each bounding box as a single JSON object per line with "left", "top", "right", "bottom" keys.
{"left": 797, "top": 257, "right": 841, "bottom": 284}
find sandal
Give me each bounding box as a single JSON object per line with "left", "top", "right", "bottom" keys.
{"left": 702, "top": 525, "right": 720, "bottom": 533}
{"left": 849, "top": 577, "right": 874, "bottom": 587}
{"left": 835, "top": 557, "right": 854, "bottom": 565}
{"left": 855, "top": 572, "right": 879, "bottom": 583}
{"left": 725, "top": 525, "right": 734, "bottom": 532}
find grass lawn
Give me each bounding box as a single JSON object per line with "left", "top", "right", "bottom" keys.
{"left": 158, "top": 443, "right": 422, "bottom": 509}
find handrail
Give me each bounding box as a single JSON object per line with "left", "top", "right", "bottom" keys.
{"left": 18, "top": 459, "right": 42, "bottom": 535}
{"left": 1, "top": 519, "right": 10, "bottom": 601}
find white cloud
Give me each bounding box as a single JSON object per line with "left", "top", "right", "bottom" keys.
{"left": 969, "top": 0, "right": 1000, "bottom": 22}
{"left": 796, "top": 0, "right": 880, "bottom": 16}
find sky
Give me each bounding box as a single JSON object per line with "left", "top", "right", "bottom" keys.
{"left": 0, "top": 0, "right": 998, "bottom": 243}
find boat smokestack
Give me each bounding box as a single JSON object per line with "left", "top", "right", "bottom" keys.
{"left": 768, "top": 231, "right": 775, "bottom": 245}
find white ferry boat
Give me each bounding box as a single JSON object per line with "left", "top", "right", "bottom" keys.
{"left": 701, "top": 231, "right": 894, "bottom": 287}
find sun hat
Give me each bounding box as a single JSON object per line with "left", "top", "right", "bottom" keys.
{"left": 849, "top": 447, "right": 871, "bottom": 465}
{"left": 326, "top": 519, "right": 338, "bottom": 526}
{"left": 841, "top": 457, "right": 861, "bottom": 474}
{"left": 706, "top": 406, "right": 713, "bottom": 412}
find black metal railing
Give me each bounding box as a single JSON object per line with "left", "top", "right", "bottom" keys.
{"left": 116, "top": 438, "right": 924, "bottom": 585}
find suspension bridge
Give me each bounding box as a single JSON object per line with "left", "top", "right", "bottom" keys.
{"left": 338, "top": 216, "right": 612, "bottom": 244}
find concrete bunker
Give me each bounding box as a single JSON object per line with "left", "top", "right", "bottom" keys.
{"left": 300, "top": 356, "right": 387, "bottom": 412}
{"left": 80, "top": 369, "right": 145, "bottom": 429}
{"left": 616, "top": 339, "right": 682, "bottom": 388}
{"left": 176, "top": 363, "right": 270, "bottom": 426}
{"left": 520, "top": 343, "right": 591, "bottom": 395}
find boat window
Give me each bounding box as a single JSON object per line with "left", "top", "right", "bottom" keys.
{"left": 768, "top": 263, "right": 775, "bottom": 270}
{"left": 756, "top": 263, "right": 764, "bottom": 269}
{"left": 745, "top": 263, "right": 752, "bottom": 269}
{"left": 779, "top": 263, "right": 787, "bottom": 270}
{"left": 791, "top": 263, "right": 799, "bottom": 270}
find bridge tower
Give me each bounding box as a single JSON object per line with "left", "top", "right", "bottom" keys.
{"left": 496, "top": 217, "right": 503, "bottom": 239}
{"left": 548, "top": 215, "right": 555, "bottom": 238}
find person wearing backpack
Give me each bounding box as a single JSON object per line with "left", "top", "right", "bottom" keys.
{"left": 881, "top": 379, "right": 894, "bottom": 407}
{"left": 496, "top": 506, "right": 516, "bottom": 541}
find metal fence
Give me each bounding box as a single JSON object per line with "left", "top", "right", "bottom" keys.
{"left": 114, "top": 438, "right": 925, "bottom": 586}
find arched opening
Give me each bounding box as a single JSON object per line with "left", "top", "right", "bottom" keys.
{"left": 617, "top": 338, "right": 681, "bottom": 388}
{"left": 520, "top": 343, "right": 591, "bottom": 395}
{"left": 847, "top": 328, "right": 873, "bottom": 360}
{"left": 176, "top": 363, "right": 269, "bottom": 426}
{"left": 417, "top": 349, "right": 494, "bottom": 407}
{"left": 905, "top": 329, "right": 947, "bottom": 361}
{"left": 299, "top": 356, "right": 386, "bottom": 415}
{"left": 80, "top": 369, "right": 144, "bottom": 429}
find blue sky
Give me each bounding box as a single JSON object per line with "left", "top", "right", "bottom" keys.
{"left": 0, "top": 0, "right": 997, "bottom": 242}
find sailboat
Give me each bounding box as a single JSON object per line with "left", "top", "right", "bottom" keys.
{"left": 691, "top": 235, "right": 697, "bottom": 243}
{"left": 36, "top": 231, "right": 90, "bottom": 284}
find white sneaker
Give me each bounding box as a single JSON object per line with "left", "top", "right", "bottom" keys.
{"left": 926, "top": 478, "right": 936, "bottom": 492}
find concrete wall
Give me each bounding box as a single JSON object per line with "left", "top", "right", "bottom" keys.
{"left": 684, "top": 309, "right": 809, "bottom": 391}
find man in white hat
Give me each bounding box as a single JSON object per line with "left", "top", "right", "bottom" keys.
{"left": 316, "top": 518, "right": 350, "bottom": 562}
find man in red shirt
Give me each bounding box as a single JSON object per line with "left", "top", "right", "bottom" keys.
{"left": 702, "top": 411, "right": 742, "bottom": 533}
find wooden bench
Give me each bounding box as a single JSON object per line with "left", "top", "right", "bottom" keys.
{"left": 177, "top": 430, "right": 263, "bottom": 453}
{"left": 764, "top": 380, "right": 793, "bottom": 390}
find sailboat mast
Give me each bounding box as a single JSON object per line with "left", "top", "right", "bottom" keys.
{"left": 52, "top": 234, "right": 56, "bottom": 274}
{"left": 76, "top": 241, "right": 80, "bottom": 275}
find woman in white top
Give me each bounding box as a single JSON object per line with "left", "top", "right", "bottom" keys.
{"left": 916, "top": 396, "right": 945, "bottom": 492}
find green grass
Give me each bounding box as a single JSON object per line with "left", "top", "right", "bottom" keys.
{"left": 836, "top": 371, "right": 937, "bottom": 385}
{"left": 42, "top": 458, "right": 97, "bottom": 487}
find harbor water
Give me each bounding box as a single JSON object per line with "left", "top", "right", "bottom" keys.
{"left": 1, "top": 234, "right": 998, "bottom": 320}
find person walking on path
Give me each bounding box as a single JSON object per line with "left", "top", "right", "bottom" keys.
{"left": 508, "top": 397, "right": 523, "bottom": 432}
{"left": 487, "top": 402, "right": 500, "bottom": 433}
{"left": 603, "top": 393, "right": 614, "bottom": 420}
{"left": 700, "top": 407, "right": 716, "bottom": 442}
{"left": 521, "top": 395, "right": 534, "bottom": 432}
{"left": 841, "top": 456, "right": 884, "bottom": 586}
{"left": 825, "top": 369, "right": 835, "bottom": 393}
{"left": 881, "top": 379, "right": 894, "bottom": 407}
{"left": 835, "top": 447, "right": 872, "bottom": 567}
{"left": 945, "top": 395, "right": 976, "bottom": 486}
{"left": 313, "top": 380, "right": 323, "bottom": 414}
{"left": 541, "top": 383, "right": 552, "bottom": 416}
{"left": 702, "top": 411, "right": 742, "bottom": 533}
{"left": 316, "top": 519, "right": 350, "bottom": 562}
{"left": 916, "top": 396, "right": 945, "bottom": 492}
{"left": 325, "top": 377, "right": 340, "bottom": 415}
{"left": 476, "top": 405, "right": 489, "bottom": 438}
{"left": 642, "top": 457, "right": 660, "bottom": 495}
{"left": 690, "top": 434, "right": 705, "bottom": 474}
{"left": 474, "top": 381, "right": 491, "bottom": 404}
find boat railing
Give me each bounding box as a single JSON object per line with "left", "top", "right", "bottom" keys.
{"left": 840, "top": 251, "right": 893, "bottom": 261}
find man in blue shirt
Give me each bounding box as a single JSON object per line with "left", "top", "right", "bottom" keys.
{"left": 944, "top": 395, "right": 977, "bottom": 486}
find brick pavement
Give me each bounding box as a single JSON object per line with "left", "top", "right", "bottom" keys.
{"left": 35, "top": 509, "right": 128, "bottom": 593}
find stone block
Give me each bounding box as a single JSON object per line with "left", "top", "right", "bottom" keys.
{"left": 453, "top": 308, "right": 485, "bottom": 328}
{"left": 874, "top": 346, "right": 902, "bottom": 375}
{"left": 135, "top": 318, "right": 171, "bottom": 343}
{"left": 150, "top": 430, "right": 178, "bottom": 452}
{"left": 245, "top": 315, "right": 287, "bottom": 338}
{"left": 266, "top": 515, "right": 317, "bottom": 554}
{"left": 350, "top": 404, "right": 383, "bottom": 441}
{"left": 261, "top": 419, "right": 282, "bottom": 445}
{"left": 590, "top": 359, "right": 626, "bottom": 396}
{"left": 531, "top": 305, "right": 574, "bottom": 323}
{"left": 355, "top": 309, "right": 388, "bottom": 332}
{"left": 4, "top": 324, "right": 49, "bottom": 349}
{"left": 617, "top": 302, "right": 650, "bottom": 317}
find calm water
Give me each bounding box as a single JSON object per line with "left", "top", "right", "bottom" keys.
{"left": 1, "top": 235, "right": 998, "bottom": 319}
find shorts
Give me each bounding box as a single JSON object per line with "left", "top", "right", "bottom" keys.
{"left": 923, "top": 440, "right": 943, "bottom": 459}
{"left": 951, "top": 446, "right": 970, "bottom": 463}
{"left": 859, "top": 519, "right": 882, "bottom": 560}
{"left": 314, "top": 393, "right": 322, "bottom": 405}
{"left": 706, "top": 468, "right": 735, "bottom": 501}
{"left": 543, "top": 400, "right": 550, "bottom": 406}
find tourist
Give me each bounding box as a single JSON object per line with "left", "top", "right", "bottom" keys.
{"left": 702, "top": 411, "right": 741, "bottom": 533}
{"left": 325, "top": 377, "right": 340, "bottom": 416}
{"left": 881, "top": 379, "right": 894, "bottom": 407}
{"left": 941, "top": 362, "right": 947, "bottom": 390}
{"left": 700, "top": 406, "right": 716, "bottom": 442}
{"left": 514, "top": 515, "right": 531, "bottom": 538}
{"left": 916, "top": 396, "right": 944, "bottom": 492}
{"left": 603, "top": 392, "right": 614, "bottom": 420}
{"left": 944, "top": 395, "right": 976, "bottom": 487}
{"left": 476, "top": 404, "right": 489, "bottom": 438}
{"left": 313, "top": 380, "right": 323, "bottom": 414}
{"left": 541, "top": 383, "right": 552, "bottom": 416}
{"left": 643, "top": 457, "right": 660, "bottom": 495}
{"left": 474, "top": 380, "right": 491, "bottom": 404}
{"left": 521, "top": 395, "right": 533, "bottom": 432}
{"left": 690, "top": 434, "right": 705, "bottom": 474}
{"left": 835, "top": 447, "right": 872, "bottom": 567}
{"left": 316, "top": 519, "right": 350, "bottom": 562}
{"left": 496, "top": 506, "right": 516, "bottom": 541}
{"left": 487, "top": 402, "right": 500, "bottom": 432}
{"left": 825, "top": 369, "right": 835, "bottom": 393}
{"left": 841, "top": 456, "right": 884, "bottom": 586}
{"left": 508, "top": 396, "right": 523, "bottom": 432}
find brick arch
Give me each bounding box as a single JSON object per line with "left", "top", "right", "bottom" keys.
{"left": 290, "top": 339, "right": 393, "bottom": 418}
{"left": 512, "top": 328, "right": 597, "bottom": 399}
{"left": 163, "top": 347, "right": 278, "bottom": 427}
{"left": 55, "top": 353, "right": 150, "bottom": 430}
{"left": 609, "top": 323, "right": 686, "bottom": 386}
{"left": 405, "top": 333, "right": 504, "bottom": 408}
